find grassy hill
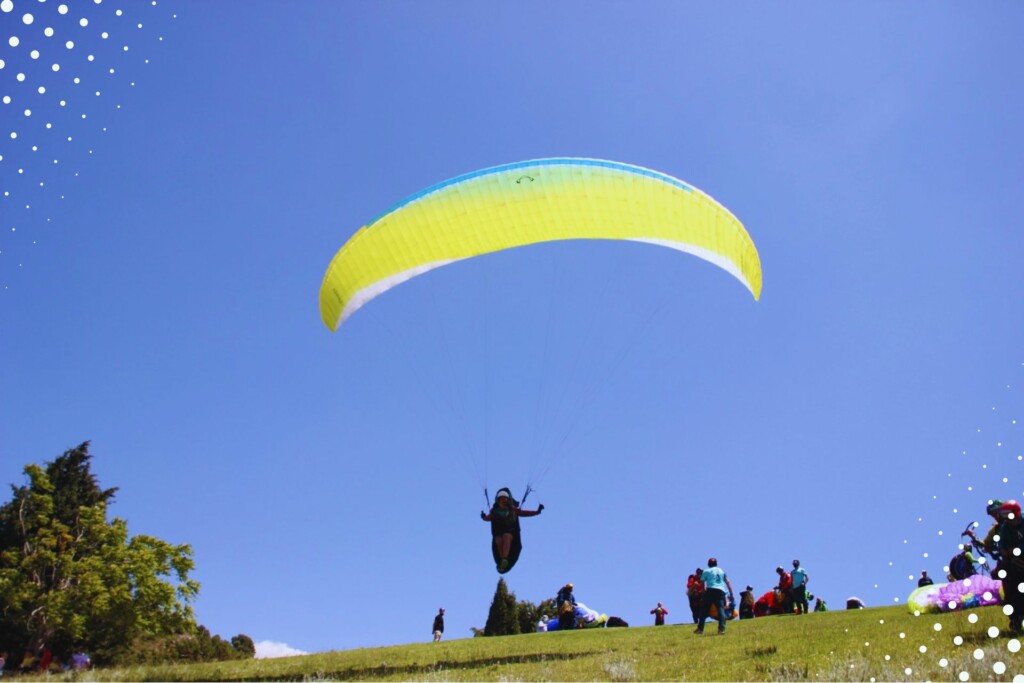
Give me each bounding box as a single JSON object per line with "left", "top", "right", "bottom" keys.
{"left": 17, "top": 604, "right": 1021, "bottom": 681}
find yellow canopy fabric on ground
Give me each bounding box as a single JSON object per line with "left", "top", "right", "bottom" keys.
{"left": 320, "top": 158, "right": 761, "bottom": 331}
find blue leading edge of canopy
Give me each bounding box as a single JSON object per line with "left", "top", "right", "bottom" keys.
{"left": 364, "top": 158, "right": 696, "bottom": 229}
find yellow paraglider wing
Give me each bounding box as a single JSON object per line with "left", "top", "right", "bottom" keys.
{"left": 320, "top": 158, "right": 761, "bottom": 331}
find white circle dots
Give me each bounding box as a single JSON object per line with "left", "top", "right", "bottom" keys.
{"left": 116, "top": 9, "right": 122, "bottom": 15}
{"left": 2, "top": 96, "right": 9, "bottom": 104}
{"left": 995, "top": 662, "right": 1007, "bottom": 675}
{"left": 958, "top": 673, "right": 969, "bottom": 682}
{"left": 0, "top": 0, "right": 13, "bottom": 12}
{"left": 22, "top": 13, "right": 33, "bottom": 25}
{"left": 29, "top": 49, "right": 38, "bottom": 59}
{"left": 16, "top": 72, "right": 25, "bottom": 81}
{"left": 934, "top": 622, "right": 942, "bottom": 631}
{"left": 1010, "top": 639, "right": 1022, "bottom": 653}
{"left": 1005, "top": 604, "right": 1016, "bottom": 615}
{"left": 918, "top": 645, "right": 927, "bottom": 654}
{"left": 79, "top": 18, "right": 88, "bottom": 27}
{"left": 23, "top": 109, "right": 30, "bottom": 116}
{"left": 948, "top": 600, "right": 958, "bottom": 610}
{"left": 44, "top": 26, "right": 54, "bottom": 37}
{"left": 939, "top": 659, "right": 949, "bottom": 668}
{"left": 899, "top": 632, "right": 906, "bottom": 639}
{"left": 968, "top": 613, "right": 979, "bottom": 624}
{"left": 9, "top": 36, "right": 20, "bottom": 47}
{"left": 973, "top": 648, "right": 984, "bottom": 660}
{"left": 51, "top": 64, "right": 60, "bottom": 72}
{"left": 73, "top": 77, "right": 80, "bottom": 84}
{"left": 989, "top": 626, "right": 1001, "bottom": 638}
{"left": 9, "top": 131, "right": 16, "bottom": 139}
{"left": 904, "top": 669, "right": 912, "bottom": 676}
{"left": 954, "top": 635, "right": 965, "bottom": 646}
{"left": 58, "top": 4, "right": 69, "bottom": 15}
{"left": 101, "top": 31, "right": 108, "bottom": 39}
{"left": 66, "top": 41, "right": 74, "bottom": 49}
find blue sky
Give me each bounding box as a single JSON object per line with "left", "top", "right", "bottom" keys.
{"left": 2, "top": 0, "right": 1023, "bottom": 660}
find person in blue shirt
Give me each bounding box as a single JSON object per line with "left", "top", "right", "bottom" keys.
{"left": 694, "top": 557, "right": 735, "bottom": 635}
{"left": 790, "top": 559, "right": 809, "bottom": 614}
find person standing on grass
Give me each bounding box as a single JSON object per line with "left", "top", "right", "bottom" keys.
{"left": 739, "top": 585, "right": 755, "bottom": 619}
{"left": 694, "top": 557, "right": 734, "bottom": 635}
{"left": 996, "top": 500, "right": 1024, "bottom": 633}
{"left": 790, "top": 560, "right": 809, "bottom": 614}
{"left": 686, "top": 567, "right": 705, "bottom": 623}
{"left": 432, "top": 608, "right": 445, "bottom": 642}
{"left": 775, "top": 565, "right": 793, "bottom": 613}
{"left": 918, "top": 570, "right": 934, "bottom": 587}
{"left": 650, "top": 602, "right": 669, "bottom": 625}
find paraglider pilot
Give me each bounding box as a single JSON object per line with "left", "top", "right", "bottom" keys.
{"left": 481, "top": 487, "right": 543, "bottom": 573}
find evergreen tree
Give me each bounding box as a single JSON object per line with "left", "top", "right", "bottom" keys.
{"left": 483, "top": 578, "right": 520, "bottom": 636}
{"left": 231, "top": 633, "right": 256, "bottom": 658}
{"left": 0, "top": 443, "right": 200, "bottom": 665}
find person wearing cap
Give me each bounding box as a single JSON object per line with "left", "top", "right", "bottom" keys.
{"left": 556, "top": 583, "right": 577, "bottom": 610}
{"left": 480, "top": 487, "right": 543, "bottom": 573}
{"left": 694, "top": 557, "right": 734, "bottom": 635}
{"left": 432, "top": 608, "right": 445, "bottom": 642}
{"left": 738, "top": 585, "right": 755, "bottom": 619}
{"left": 790, "top": 560, "right": 809, "bottom": 614}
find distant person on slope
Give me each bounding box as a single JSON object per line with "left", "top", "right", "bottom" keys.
{"left": 480, "top": 488, "right": 543, "bottom": 573}
{"left": 790, "top": 560, "right": 809, "bottom": 614}
{"left": 775, "top": 566, "right": 794, "bottom": 613}
{"left": 918, "top": 571, "right": 934, "bottom": 587}
{"left": 686, "top": 567, "right": 705, "bottom": 623}
{"left": 650, "top": 602, "right": 669, "bottom": 626}
{"left": 814, "top": 596, "right": 829, "bottom": 612}
{"left": 739, "top": 585, "right": 755, "bottom": 619}
{"left": 432, "top": 608, "right": 445, "bottom": 642}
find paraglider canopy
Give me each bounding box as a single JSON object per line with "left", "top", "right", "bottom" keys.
{"left": 320, "top": 158, "right": 762, "bottom": 331}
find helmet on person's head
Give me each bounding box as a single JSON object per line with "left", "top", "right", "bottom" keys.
{"left": 987, "top": 499, "right": 1005, "bottom": 516}
{"left": 496, "top": 489, "right": 510, "bottom": 500}
{"left": 1000, "top": 500, "right": 1021, "bottom": 519}
{"left": 776, "top": 566, "right": 784, "bottom": 573}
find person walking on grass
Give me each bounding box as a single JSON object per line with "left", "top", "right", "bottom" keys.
{"left": 694, "top": 557, "right": 734, "bottom": 636}
{"left": 432, "top": 608, "right": 445, "bottom": 642}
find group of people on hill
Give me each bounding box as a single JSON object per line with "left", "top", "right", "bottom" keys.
{"left": 680, "top": 557, "right": 825, "bottom": 631}
{"left": 0, "top": 648, "right": 90, "bottom": 675}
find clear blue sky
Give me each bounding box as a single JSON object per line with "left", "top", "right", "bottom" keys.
{"left": 2, "top": 0, "right": 1023, "bottom": 660}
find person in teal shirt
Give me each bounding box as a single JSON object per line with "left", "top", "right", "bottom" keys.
{"left": 694, "top": 557, "right": 735, "bottom": 635}
{"left": 790, "top": 559, "right": 809, "bottom": 614}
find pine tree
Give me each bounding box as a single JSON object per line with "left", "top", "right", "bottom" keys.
{"left": 483, "top": 578, "right": 520, "bottom": 636}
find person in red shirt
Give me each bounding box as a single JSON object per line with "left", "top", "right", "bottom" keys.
{"left": 650, "top": 602, "right": 669, "bottom": 625}
{"left": 776, "top": 566, "right": 794, "bottom": 613}
{"left": 686, "top": 567, "right": 705, "bottom": 623}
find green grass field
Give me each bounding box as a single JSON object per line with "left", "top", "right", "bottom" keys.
{"left": 12, "top": 604, "right": 1023, "bottom": 681}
